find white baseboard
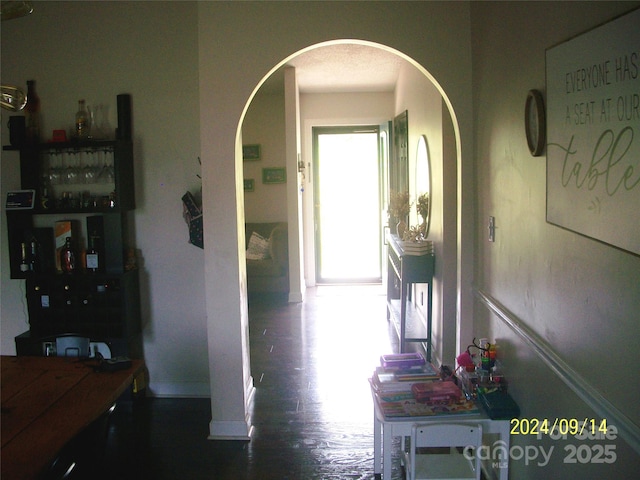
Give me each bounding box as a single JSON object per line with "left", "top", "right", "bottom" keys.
{"left": 147, "top": 382, "right": 211, "bottom": 398}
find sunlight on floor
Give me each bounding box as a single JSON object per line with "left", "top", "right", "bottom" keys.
{"left": 305, "top": 285, "right": 392, "bottom": 424}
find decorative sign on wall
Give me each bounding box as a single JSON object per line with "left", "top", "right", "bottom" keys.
{"left": 546, "top": 8, "right": 639, "bottom": 256}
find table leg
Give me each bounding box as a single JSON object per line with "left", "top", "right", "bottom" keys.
{"left": 383, "top": 422, "right": 392, "bottom": 480}
{"left": 498, "top": 421, "right": 510, "bottom": 480}
{"left": 374, "top": 415, "right": 382, "bottom": 475}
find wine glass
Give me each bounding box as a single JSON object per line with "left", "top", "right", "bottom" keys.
{"left": 65, "top": 150, "right": 78, "bottom": 184}
{"left": 105, "top": 149, "right": 115, "bottom": 184}
{"left": 98, "top": 148, "right": 115, "bottom": 184}
{"left": 83, "top": 149, "right": 96, "bottom": 184}
{"left": 49, "top": 151, "right": 62, "bottom": 185}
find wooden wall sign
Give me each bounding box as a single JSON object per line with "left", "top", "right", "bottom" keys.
{"left": 545, "top": 8, "right": 640, "bottom": 255}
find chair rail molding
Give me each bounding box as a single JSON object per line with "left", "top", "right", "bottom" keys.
{"left": 475, "top": 288, "right": 640, "bottom": 455}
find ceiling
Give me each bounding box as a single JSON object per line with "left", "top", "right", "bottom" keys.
{"left": 261, "top": 44, "right": 408, "bottom": 94}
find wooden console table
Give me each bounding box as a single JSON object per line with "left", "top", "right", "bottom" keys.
{"left": 1, "top": 355, "right": 144, "bottom": 479}
{"left": 386, "top": 234, "right": 435, "bottom": 356}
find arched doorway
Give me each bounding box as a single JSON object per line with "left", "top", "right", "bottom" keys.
{"left": 239, "top": 37, "right": 460, "bottom": 417}
{"left": 198, "top": 3, "right": 476, "bottom": 440}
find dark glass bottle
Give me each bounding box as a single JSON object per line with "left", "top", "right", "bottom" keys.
{"left": 86, "top": 233, "right": 100, "bottom": 273}
{"left": 29, "top": 237, "right": 40, "bottom": 272}
{"left": 24, "top": 80, "right": 40, "bottom": 144}
{"left": 20, "top": 242, "right": 30, "bottom": 273}
{"left": 60, "top": 237, "right": 76, "bottom": 273}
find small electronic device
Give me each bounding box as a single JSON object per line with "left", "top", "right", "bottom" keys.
{"left": 99, "top": 356, "right": 132, "bottom": 372}
{"left": 6, "top": 190, "right": 36, "bottom": 210}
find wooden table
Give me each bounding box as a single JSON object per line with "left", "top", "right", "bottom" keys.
{"left": 1, "top": 355, "right": 144, "bottom": 479}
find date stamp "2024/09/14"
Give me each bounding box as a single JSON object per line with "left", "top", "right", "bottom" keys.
{"left": 463, "top": 418, "right": 618, "bottom": 468}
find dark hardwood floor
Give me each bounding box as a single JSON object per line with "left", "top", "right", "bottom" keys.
{"left": 69, "top": 285, "right": 408, "bottom": 479}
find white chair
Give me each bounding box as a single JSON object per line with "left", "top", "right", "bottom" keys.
{"left": 405, "top": 422, "right": 482, "bottom": 480}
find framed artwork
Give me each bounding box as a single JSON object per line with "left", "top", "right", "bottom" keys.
{"left": 545, "top": 9, "right": 640, "bottom": 256}
{"left": 262, "top": 167, "right": 286, "bottom": 184}
{"left": 392, "top": 110, "right": 409, "bottom": 195}
{"left": 243, "top": 144, "right": 261, "bottom": 161}
{"left": 243, "top": 179, "right": 255, "bottom": 192}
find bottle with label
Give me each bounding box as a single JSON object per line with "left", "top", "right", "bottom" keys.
{"left": 29, "top": 237, "right": 40, "bottom": 272}
{"left": 24, "top": 80, "right": 40, "bottom": 144}
{"left": 60, "top": 237, "right": 76, "bottom": 273}
{"left": 75, "top": 99, "right": 89, "bottom": 139}
{"left": 85, "top": 233, "right": 100, "bottom": 273}
{"left": 488, "top": 343, "right": 496, "bottom": 370}
{"left": 20, "top": 242, "right": 30, "bottom": 272}
{"left": 479, "top": 338, "right": 490, "bottom": 371}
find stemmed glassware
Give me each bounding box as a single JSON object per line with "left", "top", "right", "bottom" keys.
{"left": 65, "top": 150, "right": 79, "bottom": 184}
{"left": 43, "top": 146, "right": 116, "bottom": 210}
{"left": 48, "top": 151, "right": 62, "bottom": 186}
{"left": 83, "top": 149, "right": 97, "bottom": 184}
{"left": 98, "top": 148, "right": 115, "bottom": 184}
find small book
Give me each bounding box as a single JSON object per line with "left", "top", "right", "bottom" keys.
{"left": 380, "top": 352, "right": 426, "bottom": 369}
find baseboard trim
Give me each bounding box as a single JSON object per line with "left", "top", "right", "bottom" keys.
{"left": 289, "top": 291, "right": 304, "bottom": 303}
{"left": 476, "top": 288, "right": 640, "bottom": 455}
{"left": 147, "top": 382, "right": 211, "bottom": 398}
{"left": 207, "top": 420, "right": 254, "bottom": 441}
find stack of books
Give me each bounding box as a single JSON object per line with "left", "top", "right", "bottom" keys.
{"left": 400, "top": 240, "right": 434, "bottom": 256}
{"left": 369, "top": 352, "right": 478, "bottom": 418}
{"left": 370, "top": 353, "right": 439, "bottom": 402}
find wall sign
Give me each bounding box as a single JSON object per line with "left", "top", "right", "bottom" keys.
{"left": 546, "top": 8, "right": 640, "bottom": 255}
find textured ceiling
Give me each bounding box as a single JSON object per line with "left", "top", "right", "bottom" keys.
{"left": 261, "top": 44, "right": 407, "bottom": 94}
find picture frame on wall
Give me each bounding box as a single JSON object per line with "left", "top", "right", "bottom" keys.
{"left": 262, "top": 167, "right": 286, "bottom": 184}
{"left": 244, "top": 179, "right": 255, "bottom": 192}
{"left": 243, "top": 144, "right": 261, "bottom": 161}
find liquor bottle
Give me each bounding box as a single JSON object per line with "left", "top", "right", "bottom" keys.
{"left": 24, "top": 80, "right": 40, "bottom": 144}
{"left": 60, "top": 237, "right": 76, "bottom": 273}
{"left": 40, "top": 185, "right": 51, "bottom": 210}
{"left": 85, "top": 233, "right": 100, "bottom": 273}
{"left": 20, "top": 242, "right": 30, "bottom": 272}
{"left": 75, "top": 99, "right": 89, "bottom": 139}
{"left": 29, "top": 237, "right": 40, "bottom": 272}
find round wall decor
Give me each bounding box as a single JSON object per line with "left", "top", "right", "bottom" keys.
{"left": 525, "top": 89, "right": 546, "bottom": 156}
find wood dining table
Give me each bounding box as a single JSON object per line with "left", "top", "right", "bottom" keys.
{"left": 1, "top": 355, "right": 144, "bottom": 480}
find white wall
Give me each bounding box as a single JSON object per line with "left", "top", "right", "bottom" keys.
{"left": 0, "top": 1, "right": 208, "bottom": 397}
{"left": 472, "top": 2, "right": 640, "bottom": 476}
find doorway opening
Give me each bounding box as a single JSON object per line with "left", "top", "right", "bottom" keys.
{"left": 312, "top": 126, "right": 382, "bottom": 284}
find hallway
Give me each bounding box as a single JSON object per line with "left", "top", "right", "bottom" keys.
{"left": 86, "top": 286, "right": 406, "bottom": 479}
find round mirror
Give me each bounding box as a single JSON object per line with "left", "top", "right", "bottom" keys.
{"left": 415, "top": 135, "right": 431, "bottom": 238}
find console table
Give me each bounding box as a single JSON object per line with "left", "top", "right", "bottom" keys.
{"left": 386, "top": 234, "right": 434, "bottom": 357}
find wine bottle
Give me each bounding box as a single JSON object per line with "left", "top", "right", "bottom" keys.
{"left": 29, "top": 237, "right": 40, "bottom": 272}
{"left": 20, "top": 242, "right": 30, "bottom": 272}
{"left": 86, "top": 233, "right": 100, "bottom": 273}
{"left": 60, "top": 237, "right": 76, "bottom": 273}
{"left": 75, "top": 99, "right": 89, "bottom": 139}
{"left": 24, "top": 80, "right": 40, "bottom": 144}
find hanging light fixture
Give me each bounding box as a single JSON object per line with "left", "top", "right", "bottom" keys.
{"left": 1, "top": 1, "right": 33, "bottom": 21}
{"left": 1, "top": 85, "right": 27, "bottom": 111}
